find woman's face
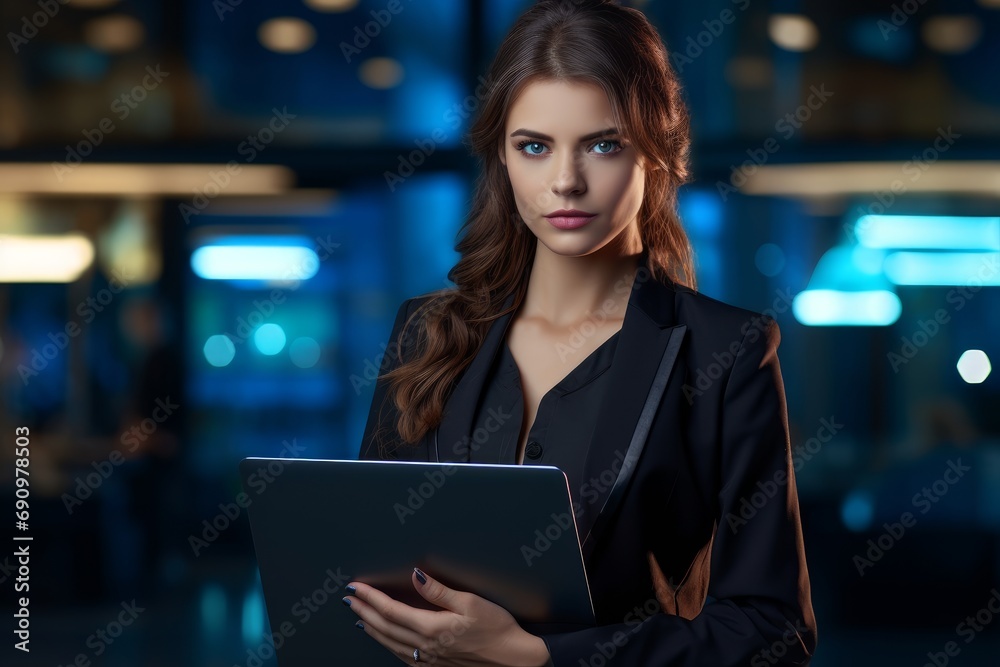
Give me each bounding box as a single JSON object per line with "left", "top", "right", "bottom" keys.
{"left": 499, "top": 78, "right": 646, "bottom": 258}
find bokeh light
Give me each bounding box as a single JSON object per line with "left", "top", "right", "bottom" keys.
{"left": 254, "top": 323, "right": 287, "bottom": 356}
{"left": 203, "top": 335, "right": 236, "bottom": 367}
{"left": 957, "top": 350, "right": 992, "bottom": 384}
{"left": 755, "top": 243, "right": 786, "bottom": 276}
{"left": 289, "top": 337, "right": 321, "bottom": 368}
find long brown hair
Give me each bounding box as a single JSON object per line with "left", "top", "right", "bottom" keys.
{"left": 377, "top": 0, "right": 696, "bottom": 453}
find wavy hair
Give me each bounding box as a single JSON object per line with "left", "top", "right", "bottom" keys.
{"left": 375, "top": 0, "right": 696, "bottom": 454}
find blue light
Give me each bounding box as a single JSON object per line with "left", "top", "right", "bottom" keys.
{"left": 289, "top": 337, "right": 321, "bottom": 368}
{"left": 795, "top": 244, "right": 901, "bottom": 326}
{"left": 793, "top": 289, "right": 901, "bottom": 326}
{"left": 253, "top": 323, "right": 287, "bottom": 356}
{"left": 396, "top": 173, "right": 464, "bottom": 294}
{"left": 241, "top": 586, "right": 266, "bottom": 647}
{"left": 203, "top": 335, "right": 236, "bottom": 367}
{"left": 44, "top": 45, "right": 110, "bottom": 82}
{"left": 191, "top": 241, "right": 320, "bottom": 281}
{"left": 199, "top": 584, "right": 227, "bottom": 639}
{"left": 679, "top": 189, "right": 723, "bottom": 237}
{"left": 848, "top": 18, "right": 914, "bottom": 63}
{"left": 855, "top": 215, "right": 1000, "bottom": 251}
{"left": 807, "top": 245, "right": 891, "bottom": 290}
{"left": 841, "top": 489, "right": 874, "bottom": 532}
{"left": 883, "top": 251, "right": 1000, "bottom": 286}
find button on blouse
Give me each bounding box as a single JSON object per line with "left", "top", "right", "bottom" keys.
{"left": 467, "top": 328, "right": 621, "bottom": 511}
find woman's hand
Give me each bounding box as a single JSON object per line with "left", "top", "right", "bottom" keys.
{"left": 342, "top": 567, "right": 551, "bottom": 667}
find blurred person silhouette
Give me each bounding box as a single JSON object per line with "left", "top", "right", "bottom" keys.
{"left": 903, "top": 396, "right": 979, "bottom": 461}
{"left": 114, "top": 293, "right": 186, "bottom": 596}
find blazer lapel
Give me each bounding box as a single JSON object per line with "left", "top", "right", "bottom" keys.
{"left": 575, "top": 262, "right": 686, "bottom": 560}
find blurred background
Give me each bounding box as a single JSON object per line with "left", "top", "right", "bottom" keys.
{"left": 1, "top": 0, "right": 999, "bottom": 664}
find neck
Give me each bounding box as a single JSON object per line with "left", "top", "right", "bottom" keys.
{"left": 521, "top": 239, "right": 643, "bottom": 328}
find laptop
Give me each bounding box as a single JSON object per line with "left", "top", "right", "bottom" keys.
{"left": 239, "top": 457, "right": 595, "bottom": 666}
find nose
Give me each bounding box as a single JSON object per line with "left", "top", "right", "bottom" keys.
{"left": 550, "top": 148, "right": 586, "bottom": 197}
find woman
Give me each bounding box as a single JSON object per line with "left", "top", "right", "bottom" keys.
{"left": 345, "top": 1, "right": 817, "bottom": 665}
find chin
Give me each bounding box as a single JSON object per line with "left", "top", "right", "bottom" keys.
{"left": 533, "top": 232, "right": 617, "bottom": 258}
{"left": 526, "top": 220, "right": 625, "bottom": 256}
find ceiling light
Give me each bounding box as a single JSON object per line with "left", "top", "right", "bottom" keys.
{"left": 768, "top": 14, "right": 820, "bottom": 52}
{"left": 359, "top": 57, "right": 404, "bottom": 89}
{"left": 0, "top": 163, "right": 294, "bottom": 196}
{"left": 855, "top": 215, "right": 1000, "bottom": 251}
{"left": 258, "top": 17, "right": 316, "bottom": 54}
{"left": 740, "top": 162, "right": 1000, "bottom": 197}
{"left": 922, "top": 15, "right": 982, "bottom": 54}
{"left": 883, "top": 251, "right": 1000, "bottom": 286}
{"left": 190, "top": 237, "right": 320, "bottom": 281}
{"left": 0, "top": 234, "right": 95, "bottom": 282}
{"left": 83, "top": 14, "right": 145, "bottom": 53}
{"left": 303, "top": 0, "right": 358, "bottom": 11}
{"left": 793, "top": 289, "right": 901, "bottom": 326}
{"left": 68, "top": 0, "right": 122, "bottom": 8}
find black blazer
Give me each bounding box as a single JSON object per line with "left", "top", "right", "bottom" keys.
{"left": 359, "top": 262, "right": 817, "bottom": 666}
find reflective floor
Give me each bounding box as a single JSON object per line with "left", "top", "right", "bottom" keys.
{"left": 13, "top": 552, "right": 1000, "bottom": 666}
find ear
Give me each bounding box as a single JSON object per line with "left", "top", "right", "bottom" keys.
{"left": 498, "top": 143, "right": 506, "bottom": 167}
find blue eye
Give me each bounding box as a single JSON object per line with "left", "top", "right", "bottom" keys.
{"left": 593, "top": 140, "right": 621, "bottom": 154}
{"left": 513, "top": 138, "right": 625, "bottom": 158}
{"left": 515, "top": 140, "right": 546, "bottom": 156}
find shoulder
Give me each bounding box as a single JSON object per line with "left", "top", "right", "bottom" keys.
{"left": 664, "top": 280, "right": 781, "bottom": 359}
{"left": 394, "top": 291, "right": 451, "bottom": 328}
{"left": 400, "top": 292, "right": 441, "bottom": 315}
{"left": 385, "top": 291, "right": 454, "bottom": 358}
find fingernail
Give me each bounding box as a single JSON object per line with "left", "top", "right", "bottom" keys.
{"left": 342, "top": 597, "right": 352, "bottom": 607}
{"left": 346, "top": 585, "right": 356, "bottom": 595}
{"left": 414, "top": 567, "right": 427, "bottom": 585}
{"left": 355, "top": 620, "right": 365, "bottom": 630}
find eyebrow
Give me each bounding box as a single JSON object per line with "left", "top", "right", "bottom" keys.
{"left": 509, "top": 127, "right": 620, "bottom": 142}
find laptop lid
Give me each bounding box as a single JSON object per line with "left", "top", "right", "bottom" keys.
{"left": 240, "top": 457, "right": 595, "bottom": 666}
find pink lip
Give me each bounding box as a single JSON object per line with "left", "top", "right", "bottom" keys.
{"left": 547, "top": 215, "right": 596, "bottom": 230}
{"left": 544, "top": 209, "right": 596, "bottom": 230}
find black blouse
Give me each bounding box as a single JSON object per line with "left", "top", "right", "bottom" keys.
{"left": 466, "top": 328, "right": 621, "bottom": 513}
